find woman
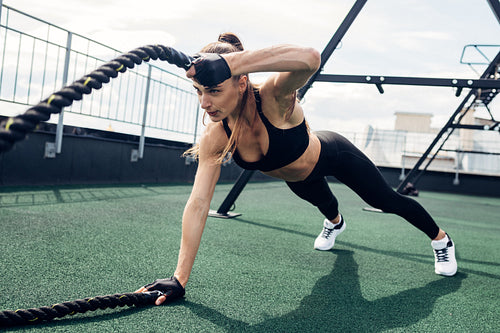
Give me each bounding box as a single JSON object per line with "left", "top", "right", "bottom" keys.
{"left": 136, "top": 33, "right": 457, "bottom": 305}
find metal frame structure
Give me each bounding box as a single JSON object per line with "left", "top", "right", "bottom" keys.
{"left": 396, "top": 1, "right": 500, "bottom": 192}
{"left": 396, "top": 50, "right": 500, "bottom": 193}
{"left": 210, "top": 0, "right": 500, "bottom": 218}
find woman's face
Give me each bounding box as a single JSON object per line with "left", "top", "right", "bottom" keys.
{"left": 192, "top": 75, "right": 247, "bottom": 122}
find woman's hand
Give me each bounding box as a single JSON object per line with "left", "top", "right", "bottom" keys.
{"left": 135, "top": 276, "right": 185, "bottom": 306}
{"left": 186, "top": 53, "right": 232, "bottom": 87}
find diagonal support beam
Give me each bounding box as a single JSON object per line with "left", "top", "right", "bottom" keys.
{"left": 208, "top": 169, "right": 255, "bottom": 218}
{"left": 487, "top": 0, "right": 500, "bottom": 24}
{"left": 298, "top": 0, "right": 368, "bottom": 100}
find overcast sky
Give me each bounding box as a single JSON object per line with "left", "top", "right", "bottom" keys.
{"left": 3, "top": 0, "right": 500, "bottom": 133}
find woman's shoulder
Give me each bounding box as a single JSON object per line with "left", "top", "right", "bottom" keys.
{"left": 204, "top": 121, "right": 227, "bottom": 137}
{"left": 199, "top": 122, "right": 228, "bottom": 154}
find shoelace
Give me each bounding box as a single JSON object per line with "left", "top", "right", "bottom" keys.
{"left": 321, "top": 227, "right": 335, "bottom": 239}
{"left": 434, "top": 247, "right": 450, "bottom": 262}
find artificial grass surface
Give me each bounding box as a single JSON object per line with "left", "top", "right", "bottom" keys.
{"left": 0, "top": 181, "right": 499, "bottom": 332}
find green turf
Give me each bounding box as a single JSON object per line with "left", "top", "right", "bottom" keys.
{"left": 0, "top": 182, "right": 499, "bottom": 332}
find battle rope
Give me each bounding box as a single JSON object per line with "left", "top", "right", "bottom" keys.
{"left": 0, "top": 290, "right": 163, "bottom": 327}
{"left": 0, "top": 45, "right": 193, "bottom": 153}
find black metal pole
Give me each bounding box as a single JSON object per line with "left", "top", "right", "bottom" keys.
{"left": 315, "top": 74, "right": 500, "bottom": 89}
{"left": 298, "top": 0, "right": 368, "bottom": 100}
{"left": 208, "top": 169, "right": 255, "bottom": 218}
{"left": 487, "top": 0, "right": 500, "bottom": 25}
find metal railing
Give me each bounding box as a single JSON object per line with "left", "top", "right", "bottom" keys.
{"left": 341, "top": 127, "right": 500, "bottom": 179}
{"left": 1, "top": 2, "right": 498, "bottom": 180}
{"left": 0, "top": 2, "right": 201, "bottom": 156}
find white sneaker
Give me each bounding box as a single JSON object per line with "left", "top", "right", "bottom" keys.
{"left": 314, "top": 216, "right": 346, "bottom": 251}
{"left": 431, "top": 233, "right": 457, "bottom": 276}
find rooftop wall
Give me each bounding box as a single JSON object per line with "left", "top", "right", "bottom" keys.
{"left": 1, "top": 129, "right": 498, "bottom": 198}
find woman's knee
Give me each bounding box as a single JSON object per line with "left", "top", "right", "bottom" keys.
{"left": 369, "top": 191, "right": 421, "bottom": 216}
{"left": 286, "top": 178, "right": 339, "bottom": 217}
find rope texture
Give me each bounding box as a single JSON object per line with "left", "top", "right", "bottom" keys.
{"left": 0, "top": 291, "right": 162, "bottom": 327}
{"left": 0, "top": 45, "right": 193, "bottom": 153}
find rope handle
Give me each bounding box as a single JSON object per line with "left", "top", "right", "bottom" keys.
{"left": 0, "top": 290, "right": 163, "bottom": 327}
{"left": 0, "top": 45, "right": 194, "bottom": 153}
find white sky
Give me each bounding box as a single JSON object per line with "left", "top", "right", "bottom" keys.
{"left": 3, "top": 0, "right": 500, "bottom": 133}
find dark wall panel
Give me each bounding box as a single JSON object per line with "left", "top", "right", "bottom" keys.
{"left": 1, "top": 131, "right": 498, "bottom": 198}
{"left": 0, "top": 131, "right": 253, "bottom": 186}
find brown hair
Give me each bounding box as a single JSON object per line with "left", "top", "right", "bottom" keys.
{"left": 202, "top": 32, "right": 244, "bottom": 53}
{"left": 184, "top": 33, "right": 255, "bottom": 164}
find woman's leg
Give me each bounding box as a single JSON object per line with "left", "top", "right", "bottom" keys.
{"left": 319, "top": 131, "right": 441, "bottom": 239}
{"left": 286, "top": 177, "right": 345, "bottom": 250}
{"left": 304, "top": 131, "right": 456, "bottom": 275}
{"left": 286, "top": 177, "right": 339, "bottom": 221}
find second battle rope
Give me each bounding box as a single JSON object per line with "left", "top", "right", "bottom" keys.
{"left": 0, "top": 290, "right": 163, "bottom": 327}
{"left": 0, "top": 45, "right": 193, "bottom": 153}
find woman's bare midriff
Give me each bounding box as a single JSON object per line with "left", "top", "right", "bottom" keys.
{"left": 262, "top": 133, "right": 321, "bottom": 182}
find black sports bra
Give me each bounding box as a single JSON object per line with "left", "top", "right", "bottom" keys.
{"left": 221, "top": 89, "right": 309, "bottom": 172}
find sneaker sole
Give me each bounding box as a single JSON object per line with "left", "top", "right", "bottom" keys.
{"left": 435, "top": 269, "right": 457, "bottom": 277}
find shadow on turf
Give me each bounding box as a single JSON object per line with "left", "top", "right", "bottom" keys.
{"left": 1, "top": 252, "right": 466, "bottom": 331}
{"left": 232, "top": 218, "right": 500, "bottom": 280}
{"left": 0, "top": 184, "right": 178, "bottom": 208}
{"left": 185, "top": 250, "right": 467, "bottom": 332}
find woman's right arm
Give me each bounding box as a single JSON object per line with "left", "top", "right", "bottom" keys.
{"left": 173, "top": 147, "right": 221, "bottom": 287}
{"left": 173, "top": 124, "right": 223, "bottom": 289}
{"left": 138, "top": 123, "right": 224, "bottom": 305}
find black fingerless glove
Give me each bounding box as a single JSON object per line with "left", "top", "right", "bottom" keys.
{"left": 192, "top": 53, "right": 232, "bottom": 87}
{"left": 143, "top": 276, "right": 185, "bottom": 302}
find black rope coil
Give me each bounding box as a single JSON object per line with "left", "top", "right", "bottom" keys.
{"left": 0, "top": 291, "right": 162, "bottom": 327}
{"left": 0, "top": 45, "right": 193, "bottom": 153}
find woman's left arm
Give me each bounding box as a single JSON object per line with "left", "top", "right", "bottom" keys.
{"left": 224, "top": 45, "right": 321, "bottom": 96}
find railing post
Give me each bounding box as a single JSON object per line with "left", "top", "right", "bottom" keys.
{"left": 54, "top": 31, "right": 72, "bottom": 154}
{"left": 453, "top": 150, "right": 461, "bottom": 185}
{"left": 399, "top": 134, "right": 406, "bottom": 180}
{"left": 138, "top": 64, "right": 152, "bottom": 159}
{"left": 0, "top": 0, "right": 3, "bottom": 24}
{"left": 193, "top": 104, "right": 200, "bottom": 146}
{"left": 185, "top": 103, "right": 201, "bottom": 165}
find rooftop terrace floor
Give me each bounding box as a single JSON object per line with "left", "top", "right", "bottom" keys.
{"left": 0, "top": 181, "right": 498, "bottom": 332}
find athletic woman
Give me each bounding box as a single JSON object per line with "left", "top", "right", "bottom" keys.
{"left": 136, "top": 33, "right": 457, "bottom": 304}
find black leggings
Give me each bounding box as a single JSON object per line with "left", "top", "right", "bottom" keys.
{"left": 286, "top": 131, "right": 440, "bottom": 239}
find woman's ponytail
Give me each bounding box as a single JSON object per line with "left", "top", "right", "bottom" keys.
{"left": 217, "top": 33, "right": 244, "bottom": 51}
